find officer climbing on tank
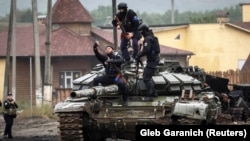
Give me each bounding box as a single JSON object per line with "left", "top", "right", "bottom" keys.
{"left": 135, "top": 24, "right": 160, "bottom": 101}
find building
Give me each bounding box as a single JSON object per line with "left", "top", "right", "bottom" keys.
{"left": 0, "top": 0, "right": 193, "bottom": 104}
{"left": 154, "top": 3, "right": 250, "bottom": 72}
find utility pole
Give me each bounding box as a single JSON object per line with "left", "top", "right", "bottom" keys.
{"left": 112, "top": 0, "right": 118, "bottom": 50}
{"left": 32, "top": 0, "right": 42, "bottom": 106}
{"left": 12, "top": 0, "right": 17, "bottom": 100}
{"left": 4, "top": 0, "right": 14, "bottom": 100}
{"left": 171, "top": 0, "right": 175, "bottom": 24}
{"left": 43, "top": 0, "right": 52, "bottom": 105}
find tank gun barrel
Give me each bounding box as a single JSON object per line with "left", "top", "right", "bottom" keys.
{"left": 70, "top": 84, "right": 119, "bottom": 98}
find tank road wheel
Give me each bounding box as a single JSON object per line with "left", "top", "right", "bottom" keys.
{"left": 58, "top": 112, "right": 85, "bottom": 141}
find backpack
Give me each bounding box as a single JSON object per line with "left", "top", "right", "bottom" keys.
{"left": 150, "top": 35, "right": 160, "bottom": 55}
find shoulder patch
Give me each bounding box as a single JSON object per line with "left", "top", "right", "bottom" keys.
{"left": 144, "top": 42, "right": 148, "bottom": 47}
{"left": 133, "top": 16, "right": 138, "bottom": 20}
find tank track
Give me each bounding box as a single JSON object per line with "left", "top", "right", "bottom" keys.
{"left": 57, "top": 112, "right": 85, "bottom": 141}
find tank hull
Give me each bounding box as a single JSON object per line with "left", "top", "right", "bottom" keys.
{"left": 55, "top": 98, "right": 174, "bottom": 141}
{"left": 54, "top": 60, "right": 237, "bottom": 140}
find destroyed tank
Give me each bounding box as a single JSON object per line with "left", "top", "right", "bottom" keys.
{"left": 54, "top": 59, "right": 222, "bottom": 141}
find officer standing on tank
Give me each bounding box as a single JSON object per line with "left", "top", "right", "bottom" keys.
{"left": 112, "top": 2, "right": 141, "bottom": 64}
{"left": 2, "top": 93, "right": 18, "bottom": 139}
{"left": 135, "top": 24, "right": 160, "bottom": 101}
{"left": 92, "top": 41, "right": 129, "bottom": 106}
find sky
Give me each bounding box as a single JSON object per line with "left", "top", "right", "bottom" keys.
{"left": 0, "top": 0, "right": 250, "bottom": 17}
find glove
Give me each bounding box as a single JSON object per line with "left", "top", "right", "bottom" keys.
{"left": 112, "top": 20, "right": 117, "bottom": 27}
{"left": 93, "top": 42, "right": 99, "bottom": 50}
{"left": 93, "top": 40, "right": 99, "bottom": 50}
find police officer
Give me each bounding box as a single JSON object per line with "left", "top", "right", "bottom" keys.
{"left": 3, "top": 93, "right": 18, "bottom": 139}
{"left": 93, "top": 41, "right": 129, "bottom": 106}
{"left": 112, "top": 2, "right": 140, "bottom": 64}
{"left": 136, "top": 24, "right": 160, "bottom": 101}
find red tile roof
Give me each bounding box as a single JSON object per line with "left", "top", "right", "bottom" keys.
{"left": 91, "top": 28, "right": 117, "bottom": 44}
{"left": 47, "top": 27, "right": 95, "bottom": 56}
{"left": 0, "top": 24, "right": 95, "bottom": 57}
{"left": 52, "top": 0, "right": 93, "bottom": 24}
{"left": 160, "top": 44, "right": 194, "bottom": 55}
{"left": 0, "top": 25, "right": 45, "bottom": 56}
{"left": 0, "top": 25, "right": 193, "bottom": 57}
{"left": 228, "top": 22, "right": 250, "bottom": 31}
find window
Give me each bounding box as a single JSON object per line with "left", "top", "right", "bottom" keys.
{"left": 174, "top": 34, "right": 180, "bottom": 40}
{"left": 59, "top": 71, "right": 81, "bottom": 88}
{"left": 238, "top": 59, "right": 246, "bottom": 70}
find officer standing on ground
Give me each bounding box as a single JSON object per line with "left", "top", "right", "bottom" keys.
{"left": 3, "top": 93, "right": 18, "bottom": 139}
{"left": 92, "top": 41, "right": 129, "bottom": 106}
{"left": 135, "top": 24, "right": 160, "bottom": 101}
{"left": 112, "top": 2, "right": 141, "bottom": 64}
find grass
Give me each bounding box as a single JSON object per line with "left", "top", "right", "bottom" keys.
{"left": 14, "top": 102, "right": 58, "bottom": 120}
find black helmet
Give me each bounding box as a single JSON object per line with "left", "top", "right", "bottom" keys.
{"left": 138, "top": 24, "right": 150, "bottom": 37}
{"left": 118, "top": 2, "right": 127, "bottom": 10}
{"left": 138, "top": 24, "right": 149, "bottom": 32}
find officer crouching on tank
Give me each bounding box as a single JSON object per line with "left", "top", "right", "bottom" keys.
{"left": 135, "top": 24, "right": 160, "bottom": 101}
{"left": 92, "top": 40, "right": 129, "bottom": 106}
{"left": 2, "top": 93, "right": 18, "bottom": 139}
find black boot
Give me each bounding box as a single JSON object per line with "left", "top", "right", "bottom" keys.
{"left": 122, "top": 92, "right": 128, "bottom": 106}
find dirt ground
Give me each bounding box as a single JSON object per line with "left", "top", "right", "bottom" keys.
{"left": 0, "top": 114, "right": 59, "bottom": 141}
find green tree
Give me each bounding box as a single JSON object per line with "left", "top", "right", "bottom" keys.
{"left": 90, "top": 5, "right": 112, "bottom": 26}
{"left": 18, "top": 9, "right": 33, "bottom": 22}
{"left": 0, "top": 5, "right": 243, "bottom": 26}
{"left": 0, "top": 8, "right": 42, "bottom": 23}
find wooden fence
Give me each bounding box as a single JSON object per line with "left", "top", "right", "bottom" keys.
{"left": 52, "top": 88, "right": 72, "bottom": 106}
{"left": 206, "top": 69, "right": 250, "bottom": 85}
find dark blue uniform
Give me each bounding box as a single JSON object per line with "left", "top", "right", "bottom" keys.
{"left": 137, "top": 29, "right": 160, "bottom": 101}
{"left": 93, "top": 43, "right": 129, "bottom": 104}
{"left": 112, "top": 8, "right": 140, "bottom": 62}
{"left": 3, "top": 98, "right": 18, "bottom": 139}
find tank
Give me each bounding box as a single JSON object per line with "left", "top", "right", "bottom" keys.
{"left": 53, "top": 59, "right": 222, "bottom": 141}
